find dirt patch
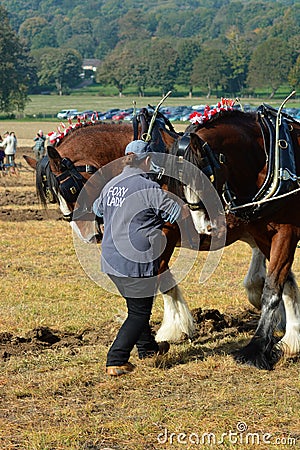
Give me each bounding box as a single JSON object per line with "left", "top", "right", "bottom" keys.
{"left": 0, "top": 309, "right": 259, "bottom": 361}
{"left": 0, "top": 146, "right": 62, "bottom": 221}
{"left": 0, "top": 189, "right": 39, "bottom": 206}
{"left": 0, "top": 208, "right": 62, "bottom": 221}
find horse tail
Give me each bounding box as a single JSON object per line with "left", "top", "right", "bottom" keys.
{"left": 156, "top": 285, "right": 195, "bottom": 343}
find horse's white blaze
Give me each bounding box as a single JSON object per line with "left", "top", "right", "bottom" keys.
{"left": 183, "top": 185, "right": 214, "bottom": 234}
{"left": 156, "top": 285, "right": 195, "bottom": 342}
{"left": 70, "top": 220, "right": 96, "bottom": 244}
{"left": 277, "top": 276, "right": 300, "bottom": 357}
{"left": 57, "top": 192, "right": 72, "bottom": 216}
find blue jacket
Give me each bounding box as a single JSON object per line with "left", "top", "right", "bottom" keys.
{"left": 93, "top": 165, "right": 181, "bottom": 277}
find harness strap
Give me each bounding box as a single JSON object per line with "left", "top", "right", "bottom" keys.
{"left": 132, "top": 115, "right": 139, "bottom": 140}
{"left": 56, "top": 157, "right": 98, "bottom": 203}
{"left": 176, "top": 133, "right": 218, "bottom": 210}
{"left": 73, "top": 164, "right": 98, "bottom": 174}
{"left": 38, "top": 156, "right": 57, "bottom": 204}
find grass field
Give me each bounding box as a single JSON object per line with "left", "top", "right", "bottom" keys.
{"left": 1, "top": 91, "right": 298, "bottom": 147}
{"left": 0, "top": 142, "right": 299, "bottom": 449}
{"left": 3, "top": 91, "right": 299, "bottom": 120}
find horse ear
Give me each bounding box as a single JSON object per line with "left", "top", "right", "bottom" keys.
{"left": 159, "top": 128, "right": 176, "bottom": 152}
{"left": 23, "top": 155, "right": 37, "bottom": 170}
{"left": 47, "top": 145, "right": 61, "bottom": 159}
{"left": 47, "top": 145, "right": 62, "bottom": 172}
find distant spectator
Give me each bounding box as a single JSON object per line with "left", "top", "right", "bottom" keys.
{"left": 0, "top": 134, "right": 4, "bottom": 171}
{"left": 33, "top": 129, "right": 46, "bottom": 160}
{"left": 0, "top": 131, "right": 17, "bottom": 174}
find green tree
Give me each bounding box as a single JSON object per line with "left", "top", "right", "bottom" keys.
{"left": 63, "top": 35, "right": 96, "bottom": 58}
{"left": 117, "top": 9, "right": 151, "bottom": 41}
{"left": 93, "top": 15, "right": 119, "bottom": 55}
{"left": 225, "top": 27, "right": 250, "bottom": 94}
{"left": 31, "top": 26, "right": 58, "bottom": 50}
{"left": 55, "top": 18, "right": 73, "bottom": 47}
{"left": 147, "top": 40, "right": 178, "bottom": 95}
{"left": 37, "top": 48, "right": 82, "bottom": 95}
{"left": 71, "top": 17, "right": 93, "bottom": 35}
{"left": 269, "top": 6, "right": 300, "bottom": 43}
{"left": 0, "top": 5, "right": 34, "bottom": 112}
{"left": 288, "top": 55, "right": 300, "bottom": 91}
{"left": 124, "top": 41, "right": 151, "bottom": 97}
{"left": 247, "top": 38, "right": 296, "bottom": 98}
{"left": 191, "top": 49, "right": 231, "bottom": 98}
{"left": 19, "top": 17, "right": 49, "bottom": 46}
{"left": 176, "top": 39, "right": 202, "bottom": 97}
{"left": 96, "top": 43, "right": 131, "bottom": 96}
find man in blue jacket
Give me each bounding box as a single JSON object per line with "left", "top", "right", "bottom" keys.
{"left": 93, "top": 140, "right": 182, "bottom": 376}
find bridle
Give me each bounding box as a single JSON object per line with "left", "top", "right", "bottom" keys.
{"left": 175, "top": 132, "right": 224, "bottom": 211}
{"left": 55, "top": 157, "right": 98, "bottom": 204}
{"left": 37, "top": 156, "right": 58, "bottom": 204}
{"left": 37, "top": 155, "right": 98, "bottom": 221}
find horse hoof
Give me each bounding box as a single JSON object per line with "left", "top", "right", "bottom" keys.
{"left": 234, "top": 351, "right": 273, "bottom": 370}
{"left": 233, "top": 343, "right": 277, "bottom": 370}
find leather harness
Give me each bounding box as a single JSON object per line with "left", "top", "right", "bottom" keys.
{"left": 176, "top": 106, "right": 300, "bottom": 221}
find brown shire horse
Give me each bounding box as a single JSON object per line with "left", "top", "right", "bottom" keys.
{"left": 24, "top": 111, "right": 269, "bottom": 358}
{"left": 24, "top": 114, "right": 197, "bottom": 343}
{"left": 161, "top": 103, "right": 300, "bottom": 370}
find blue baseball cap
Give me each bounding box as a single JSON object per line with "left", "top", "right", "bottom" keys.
{"left": 125, "top": 140, "right": 150, "bottom": 160}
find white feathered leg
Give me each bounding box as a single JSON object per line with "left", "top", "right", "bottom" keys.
{"left": 276, "top": 272, "right": 300, "bottom": 358}
{"left": 156, "top": 285, "right": 195, "bottom": 343}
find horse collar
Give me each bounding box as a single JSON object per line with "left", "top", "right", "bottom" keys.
{"left": 177, "top": 134, "right": 191, "bottom": 157}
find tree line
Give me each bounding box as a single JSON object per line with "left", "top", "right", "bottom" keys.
{"left": 0, "top": 1, "right": 300, "bottom": 112}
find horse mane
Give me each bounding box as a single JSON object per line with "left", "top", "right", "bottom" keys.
{"left": 50, "top": 121, "right": 132, "bottom": 147}
{"left": 186, "top": 109, "right": 256, "bottom": 133}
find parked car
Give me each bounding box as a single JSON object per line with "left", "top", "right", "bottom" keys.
{"left": 99, "top": 108, "right": 121, "bottom": 120}
{"left": 57, "top": 109, "right": 78, "bottom": 119}
{"left": 71, "top": 110, "right": 95, "bottom": 120}
{"left": 112, "top": 108, "right": 134, "bottom": 121}
{"left": 123, "top": 108, "right": 141, "bottom": 121}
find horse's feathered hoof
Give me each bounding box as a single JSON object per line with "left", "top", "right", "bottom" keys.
{"left": 234, "top": 349, "right": 274, "bottom": 370}
{"left": 233, "top": 339, "right": 282, "bottom": 370}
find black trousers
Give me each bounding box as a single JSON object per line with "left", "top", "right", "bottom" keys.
{"left": 106, "top": 275, "right": 159, "bottom": 366}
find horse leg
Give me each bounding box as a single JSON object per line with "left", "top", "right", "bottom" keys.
{"left": 242, "top": 241, "right": 266, "bottom": 309}
{"left": 276, "top": 271, "right": 300, "bottom": 358}
{"left": 155, "top": 223, "right": 195, "bottom": 343}
{"left": 241, "top": 235, "right": 286, "bottom": 331}
{"left": 156, "top": 282, "right": 196, "bottom": 343}
{"left": 235, "top": 232, "right": 296, "bottom": 370}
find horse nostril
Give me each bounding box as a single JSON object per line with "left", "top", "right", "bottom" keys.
{"left": 207, "top": 224, "right": 212, "bottom": 232}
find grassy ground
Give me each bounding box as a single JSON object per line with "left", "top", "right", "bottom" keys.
{"left": 0, "top": 148, "right": 299, "bottom": 449}
{"left": 4, "top": 91, "right": 299, "bottom": 120}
